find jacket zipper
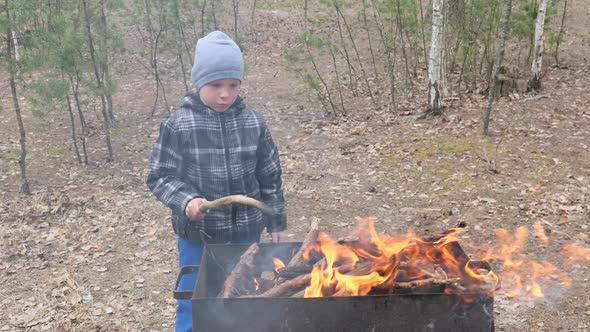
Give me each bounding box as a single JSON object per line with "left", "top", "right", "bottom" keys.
{"left": 219, "top": 112, "right": 238, "bottom": 227}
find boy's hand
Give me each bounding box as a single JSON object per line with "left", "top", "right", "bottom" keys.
{"left": 185, "top": 198, "right": 207, "bottom": 222}
{"left": 270, "top": 231, "right": 286, "bottom": 243}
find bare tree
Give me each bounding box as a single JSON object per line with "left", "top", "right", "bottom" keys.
{"left": 483, "top": 0, "right": 513, "bottom": 135}
{"left": 370, "top": 0, "right": 396, "bottom": 111}
{"left": 68, "top": 71, "right": 89, "bottom": 165}
{"left": 3, "top": 0, "right": 31, "bottom": 194}
{"left": 332, "top": 0, "right": 377, "bottom": 109}
{"left": 99, "top": 0, "right": 115, "bottom": 123}
{"left": 554, "top": 0, "right": 568, "bottom": 67}
{"left": 360, "top": 0, "right": 379, "bottom": 81}
{"left": 232, "top": 0, "right": 239, "bottom": 43}
{"left": 528, "top": 0, "right": 549, "bottom": 91}
{"left": 82, "top": 0, "right": 114, "bottom": 161}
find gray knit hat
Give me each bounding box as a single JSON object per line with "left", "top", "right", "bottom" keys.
{"left": 191, "top": 31, "right": 244, "bottom": 91}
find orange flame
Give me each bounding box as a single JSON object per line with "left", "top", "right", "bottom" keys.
{"left": 296, "top": 218, "right": 578, "bottom": 302}
{"left": 273, "top": 257, "right": 285, "bottom": 273}
{"left": 303, "top": 218, "right": 496, "bottom": 298}
{"left": 561, "top": 242, "right": 590, "bottom": 266}
{"left": 532, "top": 220, "right": 548, "bottom": 247}
{"left": 476, "top": 226, "right": 572, "bottom": 299}
{"left": 253, "top": 277, "right": 260, "bottom": 291}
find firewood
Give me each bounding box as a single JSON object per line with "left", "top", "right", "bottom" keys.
{"left": 424, "top": 222, "right": 466, "bottom": 242}
{"left": 248, "top": 274, "right": 312, "bottom": 298}
{"left": 277, "top": 265, "right": 313, "bottom": 280}
{"left": 392, "top": 277, "right": 460, "bottom": 289}
{"left": 265, "top": 262, "right": 358, "bottom": 298}
{"left": 219, "top": 243, "right": 260, "bottom": 298}
{"left": 291, "top": 289, "right": 306, "bottom": 298}
{"left": 342, "top": 259, "right": 386, "bottom": 276}
{"left": 287, "top": 217, "right": 320, "bottom": 267}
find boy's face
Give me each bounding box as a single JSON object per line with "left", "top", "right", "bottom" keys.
{"left": 199, "top": 79, "right": 241, "bottom": 113}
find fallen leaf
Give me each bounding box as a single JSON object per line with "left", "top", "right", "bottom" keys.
{"left": 558, "top": 214, "right": 569, "bottom": 225}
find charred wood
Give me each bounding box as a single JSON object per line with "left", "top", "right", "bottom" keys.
{"left": 287, "top": 217, "right": 320, "bottom": 267}
{"left": 219, "top": 243, "right": 259, "bottom": 298}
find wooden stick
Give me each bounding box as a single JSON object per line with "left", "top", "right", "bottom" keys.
{"left": 248, "top": 274, "right": 312, "bottom": 298}
{"left": 277, "top": 265, "right": 313, "bottom": 280}
{"left": 287, "top": 217, "right": 320, "bottom": 267}
{"left": 392, "top": 278, "right": 460, "bottom": 289}
{"left": 200, "top": 195, "right": 276, "bottom": 215}
{"left": 219, "top": 243, "right": 260, "bottom": 298}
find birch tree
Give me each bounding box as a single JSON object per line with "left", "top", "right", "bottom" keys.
{"left": 528, "top": 0, "right": 549, "bottom": 91}
{"left": 425, "top": 0, "right": 444, "bottom": 117}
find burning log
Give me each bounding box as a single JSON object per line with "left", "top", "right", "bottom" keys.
{"left": 260, "top": 263, "right": 358, "bottom": 298}
{"left": 287, "top": 217, "right": 320, "bottom": 268}
{"left": 219, "top": 243, "right": 260, "bottom": 298}
{"left": 249, "top": 274, "right": 312, "bottom": 298}
{"left": 276, "top": 265, "right": 313, "bottom": 280}
{"left": 392, "top": 278, "right": 460, "bottom": 289}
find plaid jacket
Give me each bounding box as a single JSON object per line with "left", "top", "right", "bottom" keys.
{"left": 147, "top": 92, "right": 287, "bottom": 243}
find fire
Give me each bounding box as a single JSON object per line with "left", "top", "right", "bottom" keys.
{"left": 561, "top": 242, "right": 590, "bottom": 266}
{"left": 475, "top": 226, "right": 573, "bottom": 300}
{"left": 303, "top": 218, "right": 497, "bottom": 298}
{"left": 532, "top": 220, "right": 549, "bottom": 247}
{"left": 297, "top": 218, "right": 585, "bottom": 301}
{"left": 273, "top": 257, "right": 285, "bottom": 273}
{"left": 253, "top": 277, "right": 260, "bottom": 291}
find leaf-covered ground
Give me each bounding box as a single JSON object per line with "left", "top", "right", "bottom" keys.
{"left": 1, "top": 1, "right": 589, "bottom": 331}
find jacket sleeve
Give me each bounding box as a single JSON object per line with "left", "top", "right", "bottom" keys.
{"left": 256, "top": 123, "right": 287, "bottom": 232}
{"left": 147, "top": 115, "right": 201, "bottom": 215}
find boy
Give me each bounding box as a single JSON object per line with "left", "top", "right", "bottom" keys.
{"left": 147, "top": 30, "right": 287, "bottom": 332}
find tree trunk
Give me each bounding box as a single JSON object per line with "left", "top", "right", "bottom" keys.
{"left": 5, "top": 1, "right": 31, "bottom": 194}
{"left": 334, "top": 5, "right": 358, "bottom": 97}
{"left": 529, "top": 0, "right": 548, "bottom": 91}
{"left": 554, "top": 0, "right": 567, "bottom": 67}
{"left": 418, "top": 0, "right": 429, "bottom": 67}
{"left": 211, "top": 0, "right": 218, "bottom": 30}
{"left": 425, "top": 0, "right": 444, "bottom": 117}
{"left": 141, "top": 0, "right": 163, "bottom": 114}
{"left": 200, "top": 0, "right": 208, "bottom": 36}
{"left": 483, "top": 0, "right": 513, "bottom": 135}
{"left": 361, "top": 0, "right": 379, "bottom": 82}
{"left": 370, "top": 0, "right": 396, "bottom": 112}
{"left": 441, "top": 0, "right": 449, "bottom": 97}
{"left": 232, "top": 0, "right": 239, "bottom": 43}
{"left": 82, "top": 0, "right": 114, "bottom": 161}
{"left": 65, "top": 94, "right": 83, "bottom": 164}
{"left": 334, "top": 0, "right": 377, "bottom": 109}
{"left": 151, "top": 28, "right": 170, "bottom": 115}
{"left": 99, "top": 0, "right": 115, "bottom": 123}
{"left": 250, "top": 0, "right": 257, "bottom": 38}
{"left": 69, "top": 72, "right": 89, "bottom": 165}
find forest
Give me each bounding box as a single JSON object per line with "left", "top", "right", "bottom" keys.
{"left": 1, "top": 0, "right": 588, "bottom": 330}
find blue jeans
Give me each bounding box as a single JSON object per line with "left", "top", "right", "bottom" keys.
{"left": 175, "top": 233, "right": 261, "bottom": 332}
